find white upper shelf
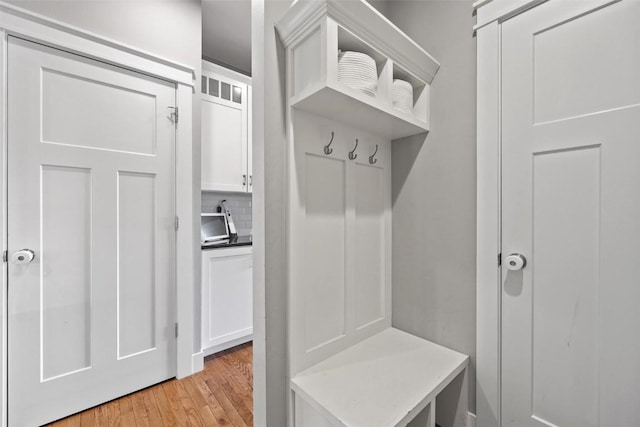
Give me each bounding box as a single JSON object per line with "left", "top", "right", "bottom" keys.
{"left": 276, "top": 0, "right": 440, "bottom": 84}
{"left": 276, "top": 0, "right": 440, "bottom": 140}
{"left": 291, "top": 81, "right": 430, "bottom": 140}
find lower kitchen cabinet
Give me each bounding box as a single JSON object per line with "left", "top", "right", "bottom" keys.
{"left": 201, "top": 246, "right": 253, "bottom": 355}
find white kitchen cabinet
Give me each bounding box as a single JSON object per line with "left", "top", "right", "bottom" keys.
{"left": 200, "top": 61, "right": 253, "bottom": 192}
{"left": 201, "top": 246, "right": 253, "bottom": 355}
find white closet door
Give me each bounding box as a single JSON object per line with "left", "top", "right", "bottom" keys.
{"left": 7, "top": 37, "right": 176, "bottom": 426}
{"left": 501, "top": 1, "right": 640, "bottom": 426}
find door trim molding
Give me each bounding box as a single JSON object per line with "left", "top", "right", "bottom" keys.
{"left": 476, "top": 19, "right": 502, "bottom": 427}
{"left": 473, "top": 0, "right": 548, "bottom": 32}
{"left": 0, "top": 3, "right": 197, "bottom": 425}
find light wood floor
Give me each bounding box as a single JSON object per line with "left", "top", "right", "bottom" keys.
{"left": 47, "top": 343, "right": 253, "bottom": 427}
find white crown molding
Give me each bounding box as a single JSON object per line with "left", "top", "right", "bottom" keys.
{"left": 275, "top": 0, "right": 440, "bottom": 84}
{"left": 473, "top": 0, "right": 547, "bottom": 31}
{"left": 473, "top": 0, "right": 618, "bottom": 33}
{"left": 276, "top": 0, "right": 329, "bottom": 48}
{"left": 0, "top": 1, "right": 195, "bottom": 86}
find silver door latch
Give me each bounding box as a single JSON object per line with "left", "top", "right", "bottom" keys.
{"left": 12, "top": 249, "right": 35, "bottom": 265}
{"left": 505, "top": 253, "right": 526, "bottom": 271}
{"left": 168, "top": 106, "right": 179, "bottom": 124}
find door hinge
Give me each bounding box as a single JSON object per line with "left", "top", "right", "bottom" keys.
{"left": 2, "top": 251, "right": 6, "bottom": 263}
{"left": 168, "top": 106, "right": 179, "bottom": 125}
{"left": 175, "top": 216, "right": 179, "bottom": 231}
{"left": 175, "top": 322, "right": 179, "bottom": 338}
{"left": 498, "top": 253, "right": 502, "bottom": 266}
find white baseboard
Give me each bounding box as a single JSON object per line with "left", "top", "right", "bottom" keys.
{"left": 467, "top": 412, "right": 477, "bottom": 427}
{"left": 203, "top": 334, "right": 253, "bottom": 357}
{"left": 192, "top": 351, "right": 204, "bottom": 373}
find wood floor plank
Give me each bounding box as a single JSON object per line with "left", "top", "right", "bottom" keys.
{"left": 66, "top": 414, "right": 82, "bottom": 427}
{"left": 192, "top": 372, "right": 233, "bottom": 426}
{"left": 119, "top": 397, "right": 137, "bottom": 427}
{"left": 94, "top": 404, "right": 107, "bottom": 425}
{"left": 208, "top": 348, "right": 253, "bottom": 426}
{"left": 182, "top": 376, "right": 221, "bottom": 427}
{"left": 220, "top": 349, "right": 253, "bottom": 387}
{"left": 215, "top": 355, "right": 253, "bottom": 414}
{"left": 153, "top": 382, "right": 179, "bottom": 426}
{"left": 175, "top": 379, "right": 205, "bottom": 426}
{"left": 233, "top": 347, "right": 254, "bottom": 381}
{"left": 220, "top": 350, "right": 253, "bottom": 391}
{"left": 131, "top": 387, "right": 151, "bottom": 427}
{"left": 162, "top": 380, "right": 192, "bottom": 426}
{"left": 206, "top": 373, "right": 250, "bottom": 427}
{"left": 141, "top": 387, "right": 164, "bottom": 427}
{"left": 49, "top": 343, "right": 253, "bottom": 426}
{"left": 199, "top": 406, "right": 219, "bottom": 426}
{"left": 237, "top": 343, "right": 253, "bottom": 360}
{"left": 182, "top": 376, "right": 208, "bottom": 410}
{"left": 217, "top": 375, "right": 253, "bottom": 426}
{"left": 79, "top": 409, "right": 96, "bottom": 427}
{"left": 95, "top": 400, "right": 122, "bottom": 426}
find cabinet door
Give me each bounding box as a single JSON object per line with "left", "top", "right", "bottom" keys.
{"left": 202, "top": 249, "right": 253, "bottom": 354}
{"left": 200, "top": 68, "right": 249, "bottom": 192}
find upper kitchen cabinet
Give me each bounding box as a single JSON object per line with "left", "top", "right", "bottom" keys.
{"left": 275, "top": 0, "right": 440, "bottom": 140}
{"left": 201, "top": 61, "right": 252, "bottom": 192}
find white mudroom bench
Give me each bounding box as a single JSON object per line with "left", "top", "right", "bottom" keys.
{"left": 291, "top": 328, "right": 469, "bottom": 427}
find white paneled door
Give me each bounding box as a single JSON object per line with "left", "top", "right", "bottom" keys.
{"left": 7, "top": 37, "right": 176, "bottom": 426}
{"left": 501, "top": 1, "right": 640, "bottom": 426}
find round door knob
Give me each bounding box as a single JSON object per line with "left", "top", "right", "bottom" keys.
{"left": 12, "top": 249, "right": 35, "bottom": 265}
{"left": 505, "top": 253, "right": 526, "bottom": 271}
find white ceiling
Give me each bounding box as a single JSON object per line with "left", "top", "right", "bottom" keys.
{"left": 202, "top": 0, "right": 251, "bottom": 75}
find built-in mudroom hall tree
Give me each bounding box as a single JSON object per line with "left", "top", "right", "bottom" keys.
{"left": 276, "top": 1, "right": 469, "bottom": 426}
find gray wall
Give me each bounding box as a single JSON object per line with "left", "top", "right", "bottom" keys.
{"left": 9, "top": 0, "right": 204, "bottom": 353}
{"left": 203, "top": 0, "right": 251, "bottom": 75}
{"left": 252, "top": 0, "right": 290, "bottom": 425}
{"left": 368, "top": 0, "right": 390, "bottom": 16}
{"left": 7, "top": 0, "right": 201, "bottom": 68}
{"left": 386, "top": 1, "right": 477, "bottom": 425}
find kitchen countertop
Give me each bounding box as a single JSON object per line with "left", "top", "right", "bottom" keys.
{"left": 201, "top": 235, "right": 252, "bottom": 250}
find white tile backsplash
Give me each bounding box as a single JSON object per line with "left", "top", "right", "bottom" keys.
{"left": 202, "top": 191, "right": 252, "bottom": 236}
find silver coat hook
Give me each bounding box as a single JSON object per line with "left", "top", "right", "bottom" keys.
{"left": 369, "top": 144, "right": 378, "bottom": 164}
{"left": 324, "top": 131, "right": 334, "bottom": 155}
{"left": 348, "top": 138, "right": 359, "bottom": 160}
